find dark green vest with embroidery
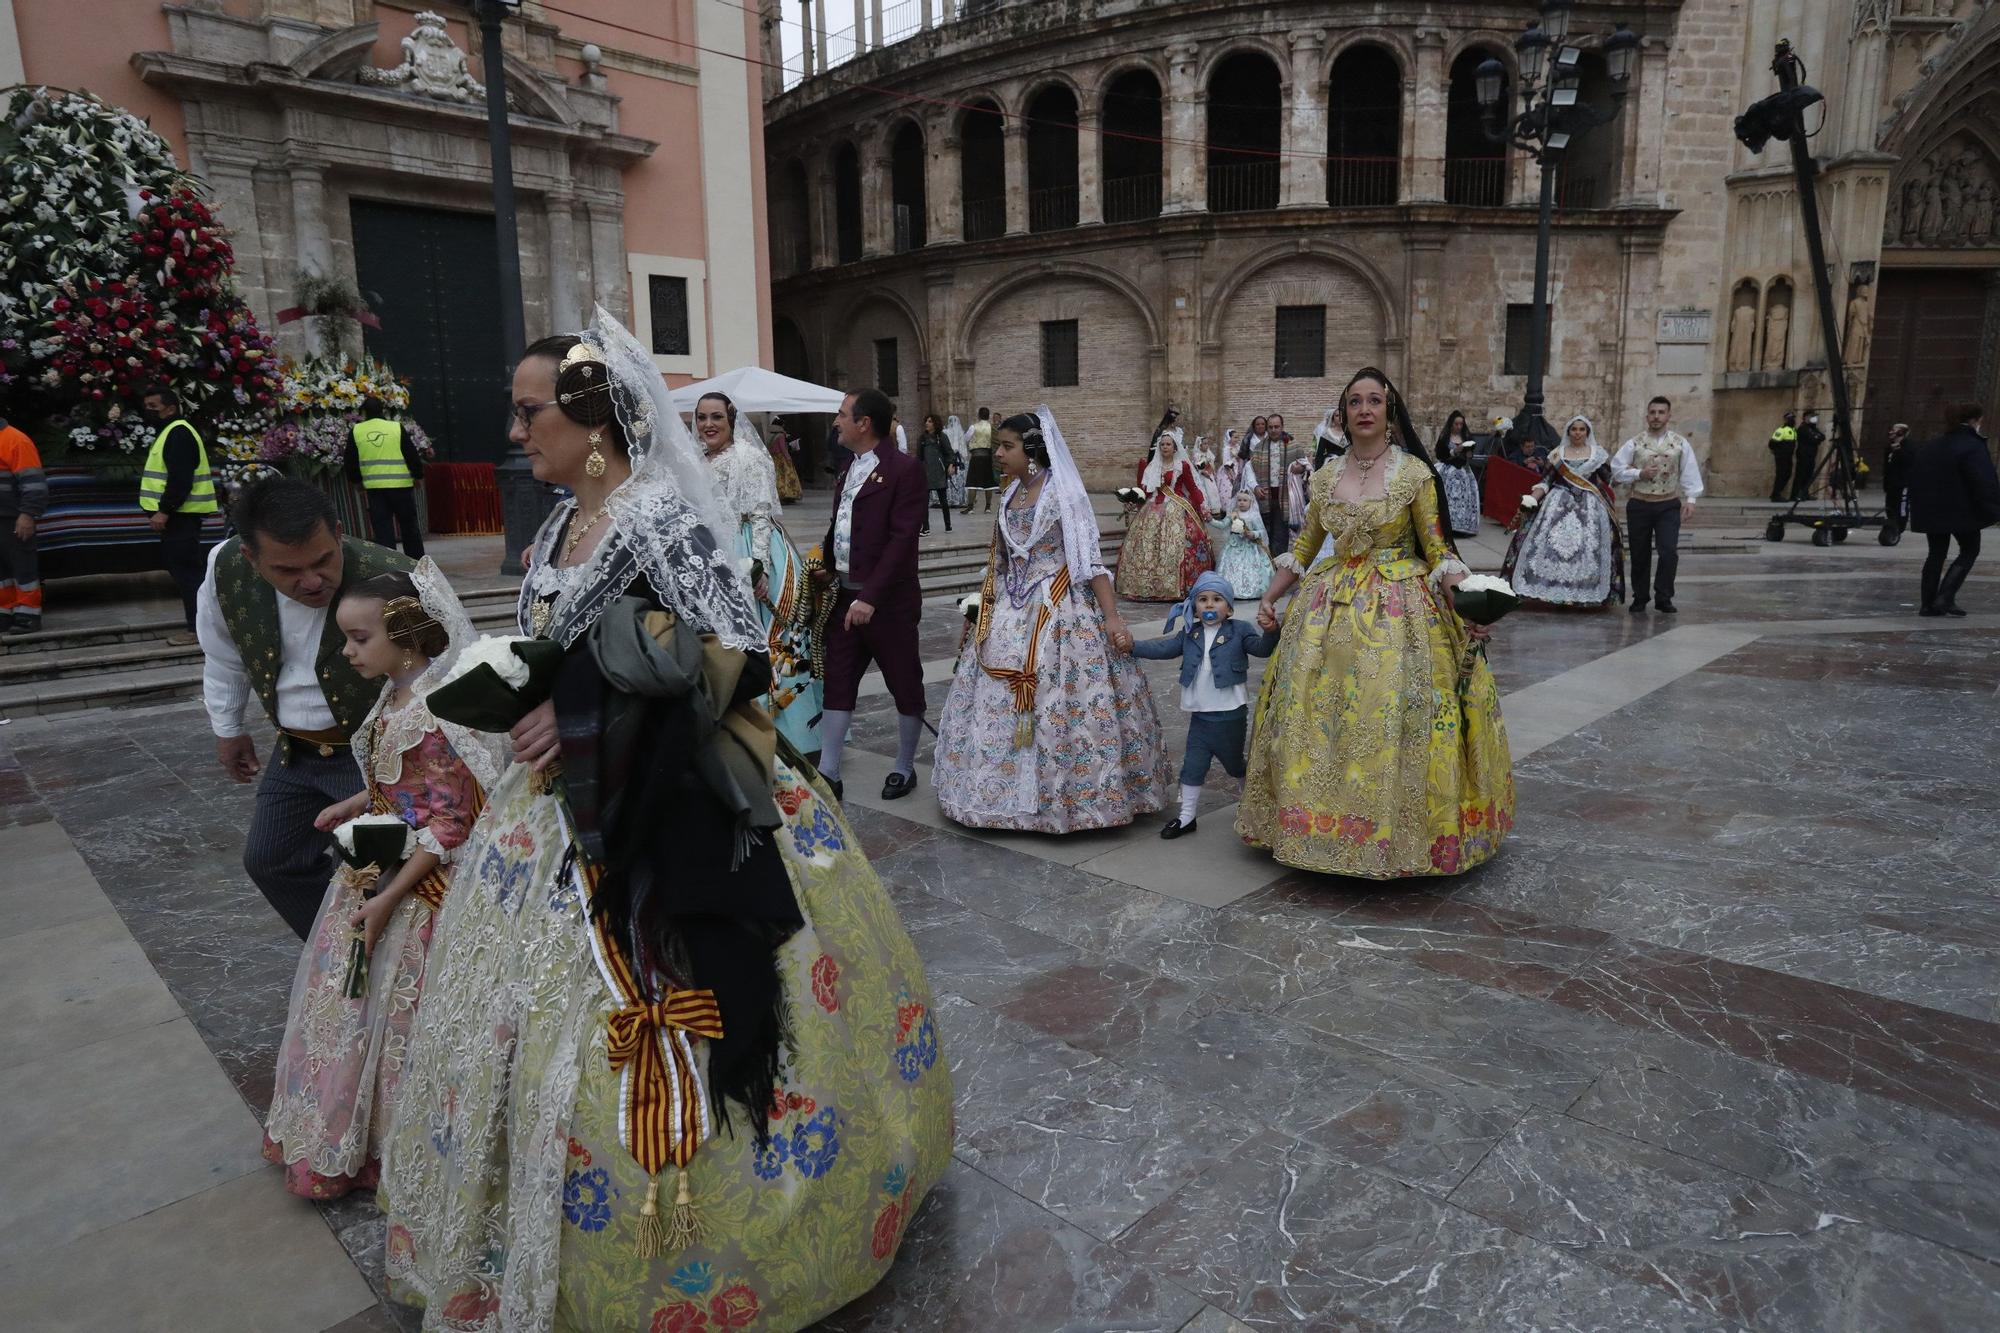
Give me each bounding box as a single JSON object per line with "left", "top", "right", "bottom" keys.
{"left": 212, "top": 536, "right": 411, "bottom": 747}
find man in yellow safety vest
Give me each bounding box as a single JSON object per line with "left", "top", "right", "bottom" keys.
{"left": 1768, "top": 411, "right": 1798, "bottom": 502}
{"left": 139, "top": 385, "right": 217, "bottom": 642}
{"left": 344, "top": 397, "right": 426, "bottom": 557}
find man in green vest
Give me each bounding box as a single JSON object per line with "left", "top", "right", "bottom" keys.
{"left": 140, "top": 386, "right": 218, "bottom": 644}
{"left": 345, "top": 396, "right": 426, "bottom": 558}
{"left": 1767, "top": 412, "right": 1797, "bottom": 502}
{"left": 194, "top": 476, "right": 412, "bottom": 937}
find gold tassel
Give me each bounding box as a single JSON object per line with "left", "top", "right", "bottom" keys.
{"left": 634, "top": 1175, "right": 667, "bottom": 1258}
{"left": 664, "top": 1168, "right": 702, "bottom": 1252}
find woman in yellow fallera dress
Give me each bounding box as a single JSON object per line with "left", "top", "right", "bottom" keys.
{"left": 1238, "top": 367, "right": 1513, "bottom": 877}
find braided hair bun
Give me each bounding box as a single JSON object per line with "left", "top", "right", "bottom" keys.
{"left": 998, "top": 412, "right": 1050, "bottom": 470}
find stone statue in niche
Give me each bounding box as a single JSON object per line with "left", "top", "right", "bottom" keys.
{"left": 1919, "top": 174, "right": 1946, "bottom": 240}
{"left": 1842, "top": 282, "right": 1872, "bottom": 366}
{"left": 1727, "top": 293, "right": 1759, "bottom": 373}
{"left": 1971, "top": 181, "right": 1995, "bottom": 244}
{"left": 358, "top": 11, "right": 485, "bottom": 103}
{"left": 1762, "top": 292, "right": 1791, "bottom": 371}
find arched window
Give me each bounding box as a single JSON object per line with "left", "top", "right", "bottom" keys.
{"left": 1327, "top": 44, "right": 1400, "bottom": 206}
{"left": 960, "top": 99, "right": 1006, "bottom": 242}
{"left": 890, "top": 121, "right": 927, "bottom": 251}
{"left": 1101, "top": 68, "right": 1163, "bottom": 223}
{"left": 1027, "top": 84, "right": 1080, "bottom": 232}
{"left": 834, "top": 142, "right": 863, "bottom": 262}
{"left": 1207, "top": 50, "right": 1282, "bottom": 213}
{"left": 773, "top": 159, "right": 810, "bottom": 276}
{"left": 1555, "top": 51, "right": 1617, "bottom": 210}
{"left": 1445, "top": 48, "right": 1508, "bottom": 206}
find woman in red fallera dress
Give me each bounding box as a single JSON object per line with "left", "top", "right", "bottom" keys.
{"left": 1115, "top": 425, "right": 1215, "bottom": 602}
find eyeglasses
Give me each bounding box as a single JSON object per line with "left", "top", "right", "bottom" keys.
{"left": 510, "top": 399, "right": 556, "bottom": 429}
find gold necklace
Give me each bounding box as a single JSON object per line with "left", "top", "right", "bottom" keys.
{"left": 562, "top": 501, "right": 612, "bottom": 564}
{"left": 1349, "top": 445, "right": 1391, "bottom": 477}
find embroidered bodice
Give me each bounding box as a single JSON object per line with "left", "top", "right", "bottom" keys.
{"left": 1289, "top": 451, "right": 1466, "bottom": 598}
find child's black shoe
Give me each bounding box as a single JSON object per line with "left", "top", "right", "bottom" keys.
{"left": 1160, "top": 817, "right": 1196, "bottom": 840}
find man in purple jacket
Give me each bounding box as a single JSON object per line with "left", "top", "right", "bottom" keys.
{"left": 814, "top": 388, "right": 929, "bottom": 800}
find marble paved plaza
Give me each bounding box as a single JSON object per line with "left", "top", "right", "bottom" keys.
{"left": 4, "top": 535, "right": 2000, "bottom": 1331}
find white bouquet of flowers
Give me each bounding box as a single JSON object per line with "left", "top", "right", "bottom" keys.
{"left": 1229, "top": 516, "right": 1248, "bottom": 537}
{"left": 330, "top": 813, "right": 417, "bottom": 997}
{"left": 424, "top": 634, "right": 564, "bottom": 732}
{"left": 958, "top": 592, "right": 981, "bottom": 623}
{"left": 1114, "top": 486, "right": 1145, "bottom": 508}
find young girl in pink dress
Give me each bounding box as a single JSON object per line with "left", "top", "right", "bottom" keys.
{"left": 261, "top": 561, "right": 504, "bottom": 1198}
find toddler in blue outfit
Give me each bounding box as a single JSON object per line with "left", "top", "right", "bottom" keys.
{"left": 1130, "top": 570, "right": 1281, "bottom": 838}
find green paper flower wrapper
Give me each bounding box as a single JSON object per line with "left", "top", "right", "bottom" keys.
{"left": 1452, "top": 574, "right": 1519, "bottom": 682}
{"left": 424, "top": 635, "right": 565, "bottom": 733}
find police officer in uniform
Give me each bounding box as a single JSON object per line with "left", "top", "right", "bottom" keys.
{"left": 139, "top": 386, "right": 216, "bottom": 644}
{"left": 1768, "top": 411, "right": 1797, "bottom": 502}
{"left": 345, "top": 396, "right": 426, "bottom": 557}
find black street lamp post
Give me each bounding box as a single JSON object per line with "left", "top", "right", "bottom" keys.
{"left": 1476, "top": 3, "right": 1639, "bottom": 453}
{"left": 475, "top": 0, "right": 550, "bottom": 575}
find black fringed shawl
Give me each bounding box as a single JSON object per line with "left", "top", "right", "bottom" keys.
{"left": 550, "top": 592, "right": 802, "bottom": 1146}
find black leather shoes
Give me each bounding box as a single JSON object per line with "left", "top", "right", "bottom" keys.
{"left": 826, "top": 777, "right": 844, "bottom": 800}
{"left": 1656, "top": 601, "right": 1677, "bottom": 614}
{"left": 1629, "top": 601, "right": 1648, "bottom": 615}
{"left": 881, "top": 771, "right": 917, "bottom": 800}
{"left": 1160, "top": 817, "right": 1196, "bottom": 839}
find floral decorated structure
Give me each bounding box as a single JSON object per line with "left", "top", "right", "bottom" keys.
{"left": 2, "top": 87, "right": 281, "bottom": 480}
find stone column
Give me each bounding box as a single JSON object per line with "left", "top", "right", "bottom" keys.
{"left": 1400, "top": 231, "right": 1447, "bottom": 398}
{"left": 1003, "top": 117, "right": 1030, "bottom": 235}
{"left": 1163, "top": 43, "right": 1206, "bottom": 215}
{"left": 1618, "top": 35, "right": 1669, "bottom": 207}
{"left": 814, "top": 0, "right": 828, "bottom": 71}
{"left": 869, "top": 0, "right": 882, "bottom": 49}
{"left": 584, "top": 198, "right": 631, "bottom": 323}
{"left": 863, "top": 144, "right": 892, "bottom": 257}
{"left": 545, "top": 193, "right": 582, "bottom": 332}
{"left": 852, "top": 0, "right": 866, "bottom": 54}
{"left": 920, "top": 0, "right": 933, "bottom": 31}
{"left": 201, "top": 153, "right": 277, "bottom": 327}
{"left": 922, "top": 267, "right": 954, "bottom": 403}
{"left": 807, "top": 154, "right": 836, "bottom": 268}
{"left": 1406, "top": 28, "right": 1446, "bottom": 202}
{"left": 1077, "top": 109, "right": 1104, "bottom": 225}
{"left": 929, "top": 124, "right": 963, "bottom": 243}
{"left": 1282, "top": 29, "right": 1325, "bottom": 208}
{"left": 1843, "top": 11, "right": 1890, "bottom": 155}
{"left": 940, "top": 0, "right": 954, "bottom": 20}
{"left": 286, "top": 157, "right": 332, "bottom": 278}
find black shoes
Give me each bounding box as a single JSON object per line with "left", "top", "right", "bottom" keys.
{"left": 826, "top": 777, "right": 844, "bottom": 800}
{"left": 1630, "top": 601, "right": 1647, "bottom": 615}
{"left": 1656, "top": 601, "right": 1677, "bottom": 614}
{"left": 881, "top": 771, "right": 917, "bottom": 800}
{"left": 1160, "top": 817, "right": 1196, "bottom": 840}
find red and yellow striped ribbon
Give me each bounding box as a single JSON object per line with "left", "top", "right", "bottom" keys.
{"left": 588, "top": 907, "right": 725, "bottom": 1176}
{"left": 978, "top": 565, "right": 1071, "bottom": 745}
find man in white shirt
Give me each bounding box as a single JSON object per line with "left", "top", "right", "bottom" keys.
{"left": 1610, "top": 395, "right": 1703, "bottom": 615}
{"left": 813, "top": 388, "right": 929, "bottom": 801}
{"left": 196, "top": 478, "right": 412, "bottom": 936}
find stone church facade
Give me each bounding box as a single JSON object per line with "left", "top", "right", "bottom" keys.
{"left": 762, "top": 0, "right": 2000, "bottom": 492}
{"left": 6, "top": 0, "right": 772, "bottom": 461}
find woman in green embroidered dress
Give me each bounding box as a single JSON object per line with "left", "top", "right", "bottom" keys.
{"left": 381, "top": 308, "right": 953, "bottom": 1333}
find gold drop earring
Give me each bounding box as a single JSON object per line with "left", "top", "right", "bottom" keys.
{"left": 584, "top": 427, "right": 608, "bottom": 478}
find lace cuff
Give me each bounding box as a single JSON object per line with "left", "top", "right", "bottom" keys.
{"left": 1274, "top": 552, "right": 1304, "bottom": 575}
{"left": 415, "top": 824, "right": 454, "bottom": 863}
{"left": 1428, "top": 556, "right": 1471, "bottom": 590}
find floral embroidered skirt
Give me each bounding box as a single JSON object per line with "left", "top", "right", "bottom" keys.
{"left": 771, "top": 447, "right": 802, "bottom": 503}
{"left": 1215, "top": 533, "right": 1275, "bottom": 601}
{"left": 934, "top": 585, "right": 1169, "bottom": 833}
{"left": 383, "top": 757, "right": 954, "bottom": 1332}
{"left": 1235, "top": 566, "right": 1514, "bottom": 877}
{"left": 1441, "top": 464, "right": 1482, "bottom": 537}
{"left": 264, "top": 866, "right": 436, "bottom": 1199}
{"left": 745, "top": 518, "right": 824, "bottom": 756}
{"left": 1115, "top": 491, "right": 1214, "bottom": 602}
{"left": 1500, "top": 486, "right": 1624, "bottom": 607}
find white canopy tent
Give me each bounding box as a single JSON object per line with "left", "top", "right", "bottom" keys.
{"left": 668, "top": 366, "right": 846, "bottom": 414}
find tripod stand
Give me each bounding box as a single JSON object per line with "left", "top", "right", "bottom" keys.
{"left": 1735, "top": 39, "right": 1892, "bottom": 548}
